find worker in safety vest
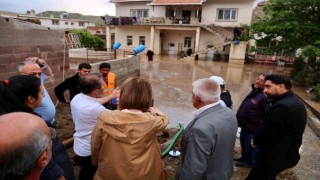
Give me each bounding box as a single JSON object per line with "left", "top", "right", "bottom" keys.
{"left": 99, "top": 62, "right": 117, "bottom": 109}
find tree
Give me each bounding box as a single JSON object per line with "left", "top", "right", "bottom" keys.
{"left": 250, "top": 0, "right": 320, "bottom": 100}
{"left": 70, "top": 29, "right": 105, "bottom": 48}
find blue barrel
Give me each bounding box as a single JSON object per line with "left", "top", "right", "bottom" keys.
{"left": 113, "top": 42, "right": 121, "bottom": 50}
{"left": 133, "top": 45, "right": 145, "bottom": 54}
{"left": 234, "top": 39, "right": 240, "bottom": 45}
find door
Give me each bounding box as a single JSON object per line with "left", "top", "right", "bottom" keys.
{"left": 168, "top": 43, "right": 175, "bottom": 55}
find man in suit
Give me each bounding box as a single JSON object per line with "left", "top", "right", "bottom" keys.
{"left": 175, "top": 78, "right": 238, "bottom": 180}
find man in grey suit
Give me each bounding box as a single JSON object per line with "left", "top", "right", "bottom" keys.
{"left": 175, "top": 78, "right": 238, "bottom": 180}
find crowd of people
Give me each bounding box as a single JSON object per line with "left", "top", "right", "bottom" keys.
{"left": 0, "top": 57, "right": 307, "bottom": 180}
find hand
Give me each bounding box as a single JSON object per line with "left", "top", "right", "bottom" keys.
{"left": 111, "top": 88, "right": 120, "bottom": 99}
{"left": 27, "top": 57, "right": 47, "bottom": 68}
{"left": 149, "top": 107, "right": 164, "bottom": 116}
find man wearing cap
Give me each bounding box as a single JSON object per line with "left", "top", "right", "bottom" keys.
{"left": 209, "top": 76, "right": 233, "bottom": 108}
{"left": 235, "top": 73, "right": 267, "bottom": 167}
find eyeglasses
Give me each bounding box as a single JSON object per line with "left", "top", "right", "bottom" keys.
{"left": 28, "top": 72, "right": 42, "bottom": 77}
{"left": 49, "top": 128, "right": 56, "bottom": 139}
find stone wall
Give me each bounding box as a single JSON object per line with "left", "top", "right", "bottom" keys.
{"left": 0, "top": 16, "right": 73, "bottom": 103}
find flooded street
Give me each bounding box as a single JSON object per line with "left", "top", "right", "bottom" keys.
{"left": 140, "top": 55, "right": 320, "bottom": 179}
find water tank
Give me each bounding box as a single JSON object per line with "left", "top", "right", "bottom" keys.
{"left": 134, "top": 45, "right": 145, "bottom": 54}
{"left": 113, "top": 42, "right": 121, "bottom": 50}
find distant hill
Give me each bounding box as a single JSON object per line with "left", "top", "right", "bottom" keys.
{"left": 37, "top": 11, "right": 106, "bottom": 26}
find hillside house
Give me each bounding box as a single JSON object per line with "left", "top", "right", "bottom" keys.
{"left": 106, "top": 0, "right": 256, "bottom": 55}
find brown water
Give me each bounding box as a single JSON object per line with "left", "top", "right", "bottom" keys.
{"left": 140, "top": 55, "right": 320, "bottom": 180}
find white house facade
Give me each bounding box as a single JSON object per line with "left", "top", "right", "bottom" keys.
{"left": 107, "top": 0, "right": 256, "bottom": 55}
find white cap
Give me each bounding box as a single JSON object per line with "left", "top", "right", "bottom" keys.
{"left": 209, "top": 76, "right": 225, "bottom": 86}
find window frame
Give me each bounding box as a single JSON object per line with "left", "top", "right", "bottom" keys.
{"left": 184, "top": 37, "right": 192, "bottom": 48}
{"left": 130, "top": 9, "right": 149, "bottom": 17}
{"left": 139, "top": 36, "right": 145, "bottom": 45}
{"left": 79, "top": 22, "right": 85, "bottom": 27}
{"left": 127, "top": 35, "right": 133, "bottom": 46}
{"left": 52, "top": 20, "right": 59, "bottom": 25}
{"left": 216, "top": 8, "right": 238, "bottom": 22}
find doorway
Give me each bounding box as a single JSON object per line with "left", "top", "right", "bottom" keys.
{"left": 168, "top": 43, "right": 175, "bottom": 55}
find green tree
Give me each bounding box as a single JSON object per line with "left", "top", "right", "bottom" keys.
{"left": 70, "top": 29, "right": 105, "bottom": 48}
{"left": 250, "top": 0, "right": 320, "bottom": 100}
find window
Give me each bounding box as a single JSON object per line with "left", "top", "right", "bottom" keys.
{"left": 103, "top": 31, "right": 106, "bottom": 34}
{"left": 71, "top": 22, "right": 74, "bottom": 25}
{"left": 130, "top": 9, "right": 148, "bottom": 17}
{"left": 184, "top": 37, "right": 192, "bottom": 48}
{"left": 65, "top": 22, "right": 68, "bottom": 25}
{"left": 127, "top": 36, "right": 133, "bottom": 46}
{"left": 79, "top": 22, "right": 85, "bottom": 27}
{"left": 139, "top": 36, "right": 145, "bottom": 45}
{"left": 52, "top": 20, "right": 59, "bottom": 25}
{"left": 96, "top": 31, "right": 101, "bottom": 34}
{"left": 217, "top": 8, "right": 238, "bottom": 21}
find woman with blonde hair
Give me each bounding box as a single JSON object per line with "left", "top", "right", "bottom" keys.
{"left": 91, "top": 77, "right": 168, "bottom": 180}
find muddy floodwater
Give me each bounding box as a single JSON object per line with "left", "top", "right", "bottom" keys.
{"left": 139, "top": 55, "right": 320, "bottom": 180}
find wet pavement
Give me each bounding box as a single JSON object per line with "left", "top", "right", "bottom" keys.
{"left": 140, "top": 55, "right": 320, "bottom": 179}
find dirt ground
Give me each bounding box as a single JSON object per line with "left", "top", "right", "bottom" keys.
{"left": 55, "top": 103, "right": 299, "bottom": 180}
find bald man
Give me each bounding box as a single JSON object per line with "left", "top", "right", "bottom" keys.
{"left": 0, "top": 112, "right": 52, "bottom": 180}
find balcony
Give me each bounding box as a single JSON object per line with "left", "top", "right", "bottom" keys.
{"left": 105, "top": 16, "right": 200, "bottom": 26}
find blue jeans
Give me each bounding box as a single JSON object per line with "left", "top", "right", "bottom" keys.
{"left": 240, "top": 129, "right": 258, "bottom": 165}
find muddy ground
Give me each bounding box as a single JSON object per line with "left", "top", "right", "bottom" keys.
{"left": 55, "top": 103, "right": 300, "bottom": 180}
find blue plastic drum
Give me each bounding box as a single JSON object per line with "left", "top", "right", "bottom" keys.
{"left": 133, "top": 45, "right": 145, "bottom": 54}
{"left": 113, "top": 42, "right": 121, "bottom": 50}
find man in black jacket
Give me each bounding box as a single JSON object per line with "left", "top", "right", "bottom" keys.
{"left": 55, "top": 63, "right": 91, "bottom": 103}
{"left": 235, "top": 74, "right": 266, "bottom": 167}
{"left": 246, "top": 74, "right": 307, "bottom": 180}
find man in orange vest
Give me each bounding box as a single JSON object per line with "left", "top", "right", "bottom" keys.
{"left": 99, "top": 62, "right": 117, "bottom": 109}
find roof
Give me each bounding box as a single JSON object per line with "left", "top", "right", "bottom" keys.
{"left": 17, "top": 15, "right": 90, "bottom": 22}
{"left": 148, "top": 0, "right": 203, "bottom": 5}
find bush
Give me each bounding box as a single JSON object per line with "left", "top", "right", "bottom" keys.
{"left": 70, "top": 29, "right": 105, "bottom": 48}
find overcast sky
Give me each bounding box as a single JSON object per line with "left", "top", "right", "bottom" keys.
{"left": 0, "top": 0, "right": 115, "bottom": 16}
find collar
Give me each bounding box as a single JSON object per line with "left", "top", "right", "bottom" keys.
{"left": 192, "top": 101, "right": 220, "bottom": 117}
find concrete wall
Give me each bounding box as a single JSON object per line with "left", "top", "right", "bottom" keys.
{"left": 229, "top": 41, "right": 248, "bottom": 62}
{"left": 0, "top": 16, "right": 71, "bottom": 103}
{"left": 115, "top": 25, "right": 150, "bottom": 53}
{"left": 88, "top": 55, "right": 141, "bottom": 85}
{"left": 202, "top": 0, "right": 255, "bottom": 26}
{"left": 40, "top": 19, "right": 91, "bottom": 30}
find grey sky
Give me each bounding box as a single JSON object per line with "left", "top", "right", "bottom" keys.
{"left": 0, "top": 0, "right": 115, "bottom": 16}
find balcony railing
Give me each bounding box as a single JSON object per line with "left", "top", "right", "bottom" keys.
{"left": 105, "top": 16, "right": 200, "bottom": 25}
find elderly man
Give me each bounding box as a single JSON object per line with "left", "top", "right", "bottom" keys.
{"left": 246, "top": 74, "right": 307, "bottom": 180}
{"left": 18, "top": 57, "right": 75, "bottom": 180}
{"left": 235, "top": 74, "right": 267, "bottom": 167}
{"left": 54, "top": 63, "right": 92, "bottom": 104}
{"left": 71, "top": 74, "right": 118, "bottom": 180}
{"left": 175, "top": 78, "right": 238, "bottom": 180}
{"left": 0, "top": 112, "right": 53, "bottom": 180}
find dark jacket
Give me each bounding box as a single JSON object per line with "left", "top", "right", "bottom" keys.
{"left": 253, "top": 91, "right": 307, "bottom": 169}
{"left": 54, "top": 73, "right": 80, "bottom": 103}
{"left": 41, "top": 123, "right": 75, "bottom": 180}
{"left": 220, "top": 90, "right": 233, "bottom": 108}
{"left": 236, "top": 87, "right": 266, "bottom": 133}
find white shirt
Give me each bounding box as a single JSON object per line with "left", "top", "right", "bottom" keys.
{"left": 71, "top": 93, "right": 109, "bottom": 156}
{"left": 192, "top": 101, "right": 220, "bottom": 117}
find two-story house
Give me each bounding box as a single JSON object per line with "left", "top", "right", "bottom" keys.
{"left": 17, "top": 11, "right": 94, "bottom": 30}
{"left": 106, "top": 0, "right": 255, "bottom": 55}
